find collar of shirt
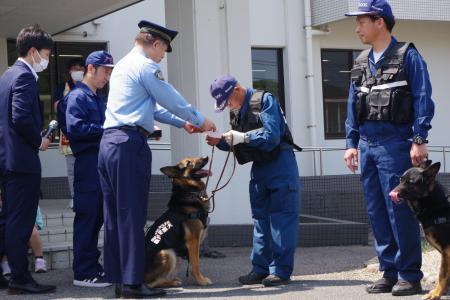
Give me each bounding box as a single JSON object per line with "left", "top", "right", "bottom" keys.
{"left": 368, "top": 36, "right": 398, "bottom": 69}
{"left": 131, "top": 46, "right": 157, "bottom": 64}
{"left": 74, "top": 81, "right": 97, "bottom": 98}
{"left": 17, "top": 57, "right": 38, "bottom": 81}
{"left": 239, "top": 88, "right": 254, "bottom": 119}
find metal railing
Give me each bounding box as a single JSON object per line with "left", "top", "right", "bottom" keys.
{"left": 296, "top": 145, "right": 450, "bottom": 176}
{"left": 48, "top": 142, "right": 450, "bottom": 175}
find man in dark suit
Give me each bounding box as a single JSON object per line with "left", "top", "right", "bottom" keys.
{"left": 0, "top": 24, "right": 56, "bottom": 294}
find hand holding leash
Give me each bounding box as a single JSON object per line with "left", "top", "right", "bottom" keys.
{"left": 222, "top": 130, "right": 245, "bottom": 146}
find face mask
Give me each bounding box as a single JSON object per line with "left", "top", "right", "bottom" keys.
{"left": 32, "top": 51, "right": 49, "bottom": 73}
{"left": 70, "top": 70, "right": 84, "bottom": 82}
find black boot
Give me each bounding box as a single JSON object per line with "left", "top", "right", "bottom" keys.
{"left": 238, "top": 272, "right": 268, "bottom": 285}
{"left": 115, "top": 283, "right": 166, "bottom": 299}
{"left": 391, "top": 280, "right": 422, "bottom": 296}
{"left": 262, "top": 275, "right": 290, "bottom": 287}
{"left": 8, "top": 278, "right": 56, "bottom": 294}
{"left": 0, "top": 274, "right": 8, "bottom": 289}
{"left": 366, "top": 277, "right": 397, "bottom": 293}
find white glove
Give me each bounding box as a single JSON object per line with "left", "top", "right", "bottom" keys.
{"left": 222, "top": 130, "right": 246, "bottom": 146}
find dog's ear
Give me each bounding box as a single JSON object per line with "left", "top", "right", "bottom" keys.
{"left": 160, "top": 166, "right": 180, "bottom": 178}
{"left": 423, "top": 162, "right": 440, "bottom": 181}
{"left": 419, "top": 159, "right": 432, "bottom": 169}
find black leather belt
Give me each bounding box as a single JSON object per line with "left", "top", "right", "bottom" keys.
{"left": 113, "top": 125, "right": 150, "bottom": 138}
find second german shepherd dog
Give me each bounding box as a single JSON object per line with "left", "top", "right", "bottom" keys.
{"left": 144, "top": 156, "right": 212, "bottom": 288}
{"left": 390, "top": 160, "right": 450, "bottom": 300}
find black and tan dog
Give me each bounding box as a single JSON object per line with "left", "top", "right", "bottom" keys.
{"left": 144, "top": 156, "right": 212, "bottom": 288}
{"left": 390, "top": 160, "right": 450, "bottom": 300}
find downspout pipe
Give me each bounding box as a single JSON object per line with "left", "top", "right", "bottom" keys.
{"left": 304, "top": 0, "right": 317, "bottom": 147}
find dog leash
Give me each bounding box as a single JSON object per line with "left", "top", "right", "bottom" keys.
{"left": 200, "top": 136, "right": 237, "bottom": 213}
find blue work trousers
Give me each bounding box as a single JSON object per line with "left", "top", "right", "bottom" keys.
{"left": 72, "top": 151, "right": 104, "bottom": 280}
{"left": 360, "top": 138, "right": 422, "bottom": 282}
{"left": 249, "top": 149, "right": 300, "bottom": 280}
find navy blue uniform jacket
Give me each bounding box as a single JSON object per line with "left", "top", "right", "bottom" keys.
{"left": 0, "top": 61, "right": 43, "bottom": 174}
{"left": 65, "top": 82, "right": 106, "bottom": 155}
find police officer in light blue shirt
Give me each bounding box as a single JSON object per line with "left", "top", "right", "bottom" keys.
{"left": 98, "top": 20, "right": 216, "bottom": 299}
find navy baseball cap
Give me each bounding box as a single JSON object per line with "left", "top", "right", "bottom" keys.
{"left": 85, "top": 50, "right": 114, "bottom": 68}
{"left": 210, "top": 75, "right": 237, "bottom": 112}
{"left": 138, "top": 20, "right": 178, "bottom": 52}
{"left": 345, "top": 0, "right": 394, "bottom": 21}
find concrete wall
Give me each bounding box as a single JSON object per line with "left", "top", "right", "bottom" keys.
{"left": 0, "top": 38, "right": 7, "bottom": 73}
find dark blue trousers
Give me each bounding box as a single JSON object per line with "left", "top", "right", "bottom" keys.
{"left": 98, "top": 129, "right": 151, "bottom": 284}
{"left": 72, "top": 152, "right": 104, "bottom": 280}
{"left": 360, "top": 138, "right": 422, "bottom": 282}
{"left": 249, "top": 149, "right": 300, "bottom": 280}
{"left": 0, "top": 171, "right": 40, "bottom": 283}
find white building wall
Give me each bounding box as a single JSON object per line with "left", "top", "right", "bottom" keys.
{"left": 0, "top": 38, "right": 7, "bottom": 73}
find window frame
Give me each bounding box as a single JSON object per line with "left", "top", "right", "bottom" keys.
{"left": 321, "top": 48, "right": 361, "bottom": 140}
{"left": 251, "top": 47, "right": 286, "bottom": 113}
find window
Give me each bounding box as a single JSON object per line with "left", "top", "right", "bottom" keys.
{"left": 6, "top": 40, "right": 107, "bottom": 134}
{"left": 321, "top": 49, "right": 361, "bottom": 139}
{"left": 251, "top": 48, "right": 285, "bottom": 112}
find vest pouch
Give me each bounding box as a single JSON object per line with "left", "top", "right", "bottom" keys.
{"left": 390, "top": 88, "right": 413, "bottom": 124}
{"left": 356, "top": 91, "right": 368, "bottom": 123}
{"left": 367, "top": 89, "right": 391, "bottom": 121}
{"left": 381, "top": 65, "right": 400, "bottom": 81}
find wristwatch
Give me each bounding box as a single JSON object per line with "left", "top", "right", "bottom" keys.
{"left": 412, "top": 135, "right": 428, "bottom": 145}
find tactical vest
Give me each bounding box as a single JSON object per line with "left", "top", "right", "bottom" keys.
{"left": 229, "top": 91, "right": 300, "bottom": 165}
{"left": 350, "top": 42, "right": 414, "bottom": 124}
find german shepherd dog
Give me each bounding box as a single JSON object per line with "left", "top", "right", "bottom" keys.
{"left": 390, "top": 160, "right": 450, "bottom": 300}
{"left": 144, "top": 156, "right": 212, "bottom": 288}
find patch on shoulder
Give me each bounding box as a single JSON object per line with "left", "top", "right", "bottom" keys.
{"left": 155, "top": 70, "right": 165, "bottom": 81}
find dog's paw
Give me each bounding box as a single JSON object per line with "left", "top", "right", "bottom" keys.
{"left": 423, "top": 289, "right": 442, "bottom": 300}
{"left": 197, "top": 276, "right": 212, "bottom": 286}
{"left": 173, "top": 278, "right": 182, "bottom": 286}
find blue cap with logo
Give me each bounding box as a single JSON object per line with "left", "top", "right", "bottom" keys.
{"left": 345, "top": 0, "right": 394, "bottom": 21}
{"left": 85, "top": 50, "right": 114, "bottom": 68}
{"left": 210, "top": 75, "right": 237, "bottom": 112}
{"left": 138, "top": 20, "right": 178, "bottom": 52}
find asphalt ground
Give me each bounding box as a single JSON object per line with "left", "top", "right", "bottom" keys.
{"left": 1, "top": 246, "right": 448, "bottom": 300}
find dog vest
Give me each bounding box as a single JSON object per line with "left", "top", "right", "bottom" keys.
{"left": 229, "top": 90, "right": 302, "bottom": 165}
{"left": 145, "top": 208, "right": 208, "bottom": 265}
{"left": 350, "top": 42, "right": 414, "bottom": 124}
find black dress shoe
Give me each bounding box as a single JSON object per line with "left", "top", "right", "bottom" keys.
{"left": 391, "top": 280, "right": 422, "bottom": 296}
{"left": 262, "top": 275, "right": 290, "bottom": 287}
{"left": 115, "top": 283, "right": 166, "bottom": 299}
{"left": 0, "top": 274, "right": 9, "bottom": 289}
{"left": 8, "top": 279, "right": 56, "bottom": 294}
{"left": 238, "top": 272, "right": 268, "bottom": 285}
{"left": 366, "top": 277, "right": 397, "bottom": 293}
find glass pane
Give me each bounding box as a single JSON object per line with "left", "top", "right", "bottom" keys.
{"left": 321, "top": 49, "right": 354, "bottom": 139}
{"left": 251, "top": 48, "right": 285, "bottom": 112}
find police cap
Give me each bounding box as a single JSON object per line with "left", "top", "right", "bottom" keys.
{"left": 138, "top": 20, "right": 178, "bottom": 52}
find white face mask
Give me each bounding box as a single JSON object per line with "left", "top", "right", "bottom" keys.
{"left": 32, "top": 51, "right": 49, "bottom": 73}
{"left": 70, "top": 70, "right": 84, "bottom": 82}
